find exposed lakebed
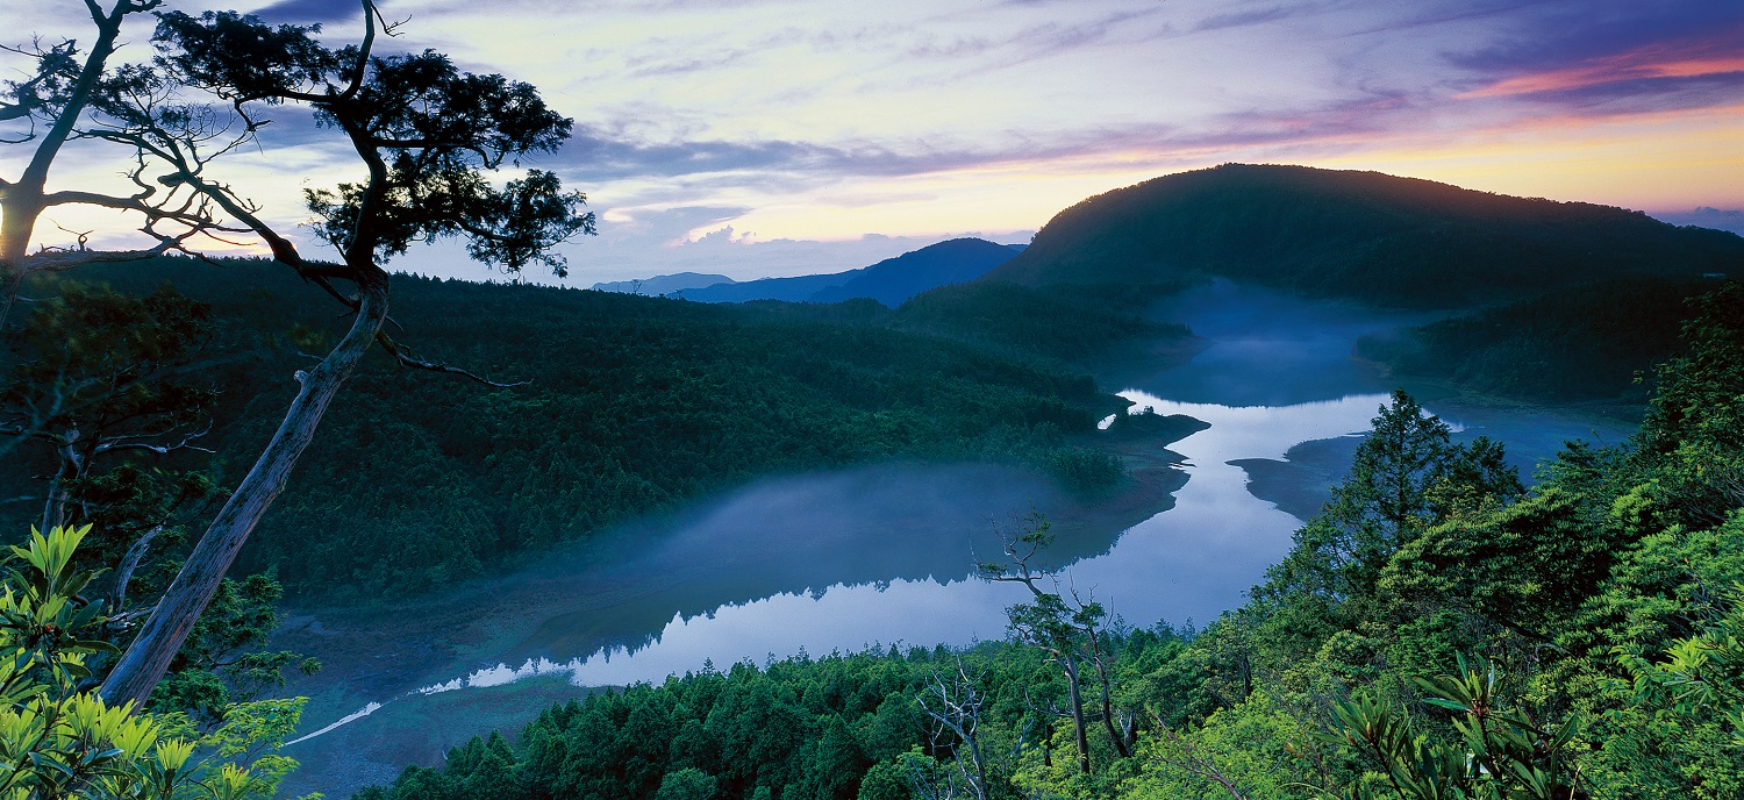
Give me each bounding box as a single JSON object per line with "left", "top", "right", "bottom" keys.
{"left": 276, "top": 282, "right": 1635, "bottom": 796}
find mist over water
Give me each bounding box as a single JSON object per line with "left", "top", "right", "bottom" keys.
{"left": 494, "top": 463, "right": 1091, "bottom": 665}
{"left": 1108, "top": 279, "right": 1439, "bottom": 406}
{"left": 278, "top": 280, "right": 1634, "bottom": 795}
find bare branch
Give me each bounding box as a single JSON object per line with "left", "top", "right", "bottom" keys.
{"left": 111, "top": 523, "right": 165, "bottom": 611}
{"left": 375, "top": 332, "right": 530, "bottom": 388}
{"left": 1148, "top": 713, "right": 1250, "bottom": 800}
{"left": 916, "top": 660, "right": 992, "bottom": 800}
{"left": 91, "top": 424, "right": 213, "bottom": 457}
{"left": 22, "top": 240, "right": 186, "bottom": 273}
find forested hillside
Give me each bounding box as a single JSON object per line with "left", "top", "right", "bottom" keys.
{"left": 3, "top": 259, "right": 1136, "bottom": 598}
{"left": 357, "top": 284, "right": 1744, "bottom": 800}
{"left": 1358, "top": 275, "right": 1723, "bottom": 405}
{"left": 987, "top": 164, "right": 1743, "bottom": 308}
{"left": 736, "top": 280, "right": 1195, "bottom": 366}
{"left": 890, "top": 281, "right": 1192, "bottom": 364}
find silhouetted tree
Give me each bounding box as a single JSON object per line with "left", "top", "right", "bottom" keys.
{"left": 0, "top": 0, "right": 198, "bottom": 334}
{"left": 91, "top": 0, "right": 594, "bottom": 706}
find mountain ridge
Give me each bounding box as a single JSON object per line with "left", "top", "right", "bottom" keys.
{"left": 985, "top": 163, "right": 1743, "bottom": 308}
{"left": 673, "top": 237, "right": 1022, "bottom": 306}
{"left": 590, "top": 272, "right": 736, "bottom": 295}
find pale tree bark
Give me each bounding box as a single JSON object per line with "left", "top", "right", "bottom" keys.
{"left": 1075, "top": 588, "right": 1135, "bottom": 759}
{"left": 62, "top": 0, "right": 588, "bottom": 706}
{"left": 101, "top": 269, "right": 389, "bottom": 707}
{"left": 916, "top": 661, "right": 992, "bottom": 800}
{"left": 110, "top": 522, "right": 164, "bottom": 612}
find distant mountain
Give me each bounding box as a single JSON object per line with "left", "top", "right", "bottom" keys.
{"left": 1653, "top": 206, "right": 1744, "bottom": 236}
{"left": 986, "top": 164, "right": 1744, "bottom": 308}
{"left": 811, "top": 238, "right": 1025, "bottom": 306}
{"left": 591, "top": 272, "right": 735, "bottom": 295}
{"left": 672, "top": 269, "right": 852, "bottom": 303}
{"left": 674, "top": 238, "right": 1022, "bottom": 306}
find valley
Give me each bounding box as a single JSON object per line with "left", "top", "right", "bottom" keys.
{"left": 1, "top": 164, "right": 1734, "bottom": 800}
{"left": 273, "top": 282, "right": 1632, "bottom": 797}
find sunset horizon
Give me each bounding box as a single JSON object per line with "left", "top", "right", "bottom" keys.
{"left": 7, "top": 0, "right": 1741, "bottom": 283}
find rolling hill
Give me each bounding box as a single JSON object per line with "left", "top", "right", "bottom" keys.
{"left": 985, "top": 163, "right": 1743, "bottom": 309}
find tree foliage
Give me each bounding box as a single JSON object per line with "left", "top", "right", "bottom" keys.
{"left": 0, "top": 526, "right": 308, "bottom": 800}
{"left": 87, "top": 0, "right": 595, "bottom": 708}
{"left": 0, "top": 282, "right": 219, "bottom": 608}
{"left": 4, "top": 260, "right": 1135, "bottom": 598}
{"left": 351, "top": 282, "right": 1744, "bottom": 800}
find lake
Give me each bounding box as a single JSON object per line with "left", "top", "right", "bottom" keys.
{"left": 276, "top": 281, "right": 1634, "bottom": 796}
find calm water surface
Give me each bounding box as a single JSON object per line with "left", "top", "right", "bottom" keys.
{"left": 280, "top": 282, "right": 1633, "bottom": 794}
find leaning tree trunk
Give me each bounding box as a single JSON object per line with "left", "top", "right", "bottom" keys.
{"left": 1062, "top": 655, "right": 1091, "bottom": 776}
{"left": 99, "top": 273, "right": 389, "bottom": 708}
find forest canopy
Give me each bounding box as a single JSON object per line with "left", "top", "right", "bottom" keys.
{"left": 356, "top": 282, "right": 1744, "bottom": 800}
{"left": 2, "top": 258, "right": 1141, "bottom": 598}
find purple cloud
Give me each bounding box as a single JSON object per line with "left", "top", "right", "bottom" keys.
{"left": 252, "top": 0, "right": 367, "bottom": 25}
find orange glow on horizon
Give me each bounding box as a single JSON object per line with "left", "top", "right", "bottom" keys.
{"left": 713, "top": 100, "right": 1743, "bottom": 243}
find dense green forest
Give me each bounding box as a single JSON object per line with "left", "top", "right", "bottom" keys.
{"left": 988, "top": 164, "right": 1743, "bottom": 309}
{"left": 356, "top": 283, "right": 1744, "bottom": 800}
{"left": 1356, "top": 275, "right": 1725, "bottom": 405}
{"left": 890, "top": 282, "right": 1191, "bottom": 364}
{"left": 2, "top": 258, "right": 1149, "bottom": 599}
{"left": 739, "top": 280, "right": 1192, "bottom": 366}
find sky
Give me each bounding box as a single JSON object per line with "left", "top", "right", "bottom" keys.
{"left": 6, "top": 0, "right": 1742, "bottom": 285}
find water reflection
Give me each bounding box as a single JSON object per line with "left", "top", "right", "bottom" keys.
{"left": 284, "top": 392, "right": 1394, "bottom": 765}
{"left": 278, "top": 282, "right": 1635, "bottom": 795}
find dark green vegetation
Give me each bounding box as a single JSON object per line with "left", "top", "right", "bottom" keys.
{"left": 3, "top": 258, "right": 1135, "bottom": 599}
{"left": 1357, "top": 275, "right": 1724, "bottom": 405}
{"left": 988, "top": 164, "right": 1743, "bottom": 309}
{"left": 721, "top": 279, "right": 1192, "bottom": 369}
{"left": 974, "top": 163, "right": 1743, "bottom": 405}
{"left": 890, "top": 281, "right": 1191, "bottom": 364}
{"left": 0, "top": 527, "right": 310, "bottom": 798}
{"left": 0, "top": 279, "right": 317, "bottom": 719}
{"left": 359, "top": 285, "right": 1744, "bottom": 800}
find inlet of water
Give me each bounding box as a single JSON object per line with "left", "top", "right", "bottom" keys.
{"left": 276, "top": 282, "right": 1634, "bottom": 796}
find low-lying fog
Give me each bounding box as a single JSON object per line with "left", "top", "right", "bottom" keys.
{"left": 277, "top": 280, "right": 1635, "bottom": 796}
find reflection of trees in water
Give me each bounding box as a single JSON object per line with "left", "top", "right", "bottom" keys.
{"left": 502, "top": 463, "right": 1126, "bottom": 664}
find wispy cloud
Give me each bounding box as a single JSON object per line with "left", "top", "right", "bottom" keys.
{"left": 1194, "top": 5, "right": 1297, "bottom": 32}
{"left": 1456, "top": 24, "right": 1744, "bottom": 107}
{"left": 252, "top": 0, "right": 367, "bottom": 25}
{"left": 901, "top": 7, "right": 1175, "bottom": 75}
{"left": 626, "top": 48, "right": 760, "bottom": 78}
{"left": 19, "top": 0, "right": 1737, "bottom": 277}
